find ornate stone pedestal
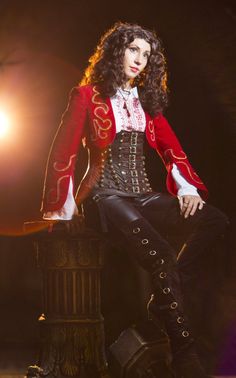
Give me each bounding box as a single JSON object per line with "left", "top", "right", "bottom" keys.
{"left": 24, "top": 222, "right": 109, "bottom": 378}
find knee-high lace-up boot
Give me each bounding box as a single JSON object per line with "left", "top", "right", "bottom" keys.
{"left": 121, "top": 217, "right": 208, "bottom": 378}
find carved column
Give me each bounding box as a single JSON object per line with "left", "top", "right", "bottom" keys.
{"left": 25, "top": 222, "right": 109, "bottom": 378}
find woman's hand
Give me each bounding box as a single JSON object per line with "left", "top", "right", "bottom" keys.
{"left": 178, "top": 195, "right": 204, "bottom": 219}
{"left": 64, "top": 214, "right": 85, "bottom": 234}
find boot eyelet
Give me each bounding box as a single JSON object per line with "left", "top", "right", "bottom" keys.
{"left": 177, "top": 316, "right": 184, "bottom": 324}
{"left": 170, "top": 301, "right": 178, "bottom": 309}
{"left": 149, "top": 250, "right": 157, "bottom": 256}
{"left": 160, "top": 258, "right": 164, "bottom": 264}
{"left": 182, "top": 330, "right": 189, "bottom": 337}
{"left": 141, "top": 239, "right": 149, "bottom": 245}
{"left": 159, "top": 272, "right": 167, "bottom": 279}
{"left": 163, "top": 287, "right": 170, "bottom": 294}
{"left": 133, "top": 227, "right": 140, "bottom": 234}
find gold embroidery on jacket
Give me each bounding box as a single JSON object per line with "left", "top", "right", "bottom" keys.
{"left": 91, "top": 86, "right": 112, "bottom": 140}
{"left": 47, "top": 174, "right": 70, "bottom": 204}
{"left": 164, "top": 149, "right": 187, "bottom": 160}
{"left": 176, "top": 161, "right": 203, "bottom": 184}
{"left": 53, "top": 154, "right": 76, "bottom": 172}
{"left": 148, "top": 120, "right": 155, "bottom": 142}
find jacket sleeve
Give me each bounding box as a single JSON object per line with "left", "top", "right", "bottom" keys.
{"left": 41, "top": 86, "right": 88, "bottom": 212}
{"left": 154, "top": 113, "right": 208, "bottom": 199}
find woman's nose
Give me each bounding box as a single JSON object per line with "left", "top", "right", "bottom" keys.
{"left": 134, "top": 57, "right": 141, "bottom": 65}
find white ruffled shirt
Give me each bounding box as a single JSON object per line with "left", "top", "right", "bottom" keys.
{"left": 43, "top": 87, "right": 199, "bottom": 220}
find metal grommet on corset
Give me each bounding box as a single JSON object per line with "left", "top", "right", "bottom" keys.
{"left": 141, "top": 239, "right": 149, "bottom": 245}
{"left": 149, "top": 250, "right": 157, "bottom": 256}
{"left": 182, "top": 331, "right": 189, "bottom": 337}
{"left": 177, "top": 316, "right": 184, "bottom": 324}
{"left": 163, "top": 287, "right": 170, "bottom": 294}
{"left": 133, "top": 227, "right": 140, "bottom": 234}
{"left": 159, "top": 272, "right": 167, "bottom": 279}
{"left": 170, "top": 301, "right": 178, "bottom": 309}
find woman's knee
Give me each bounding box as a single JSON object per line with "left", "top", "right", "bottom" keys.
{"left": 121, "top": 217, "right": 177, "bottom": 273}
{"left": 202, "top": 204, "right": 229, "bottom": 234}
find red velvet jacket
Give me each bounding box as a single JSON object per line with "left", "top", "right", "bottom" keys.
{"left": 41, "top": 84, "right": 208, "bottom": 212}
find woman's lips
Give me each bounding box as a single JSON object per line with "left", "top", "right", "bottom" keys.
{"left": 130, "top": 67, "right": 139, "bottom": 73}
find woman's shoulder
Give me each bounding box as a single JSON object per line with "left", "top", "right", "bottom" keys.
{"left": 76, "top": 83, "right": 93, "bottom": 93}
{"left": 74, "top": 83, "right": 102, "bottom": 98}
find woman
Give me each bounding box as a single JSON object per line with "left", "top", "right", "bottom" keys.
{"left": 41, "top": 22, "right": 228, "bottom": 377}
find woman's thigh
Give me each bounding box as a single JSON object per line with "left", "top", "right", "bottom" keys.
{"left": 133, "top": 192, "right": 228, "bottom": 256}
{"left": 135, "top": 192, "right": 227, "bottom": 233}
{"left": 134, "top": 192, "right": 181, "bottom": 233}
{"left": 83, "top": 193, "right": 144, "bottom": 234}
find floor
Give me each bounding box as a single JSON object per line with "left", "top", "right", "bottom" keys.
{"left": 0, "top": 345, "right": 234, "bottom": 378}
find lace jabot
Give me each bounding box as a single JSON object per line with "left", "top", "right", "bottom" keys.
{"left": 110, "top": 87, "right": 146, "bottom": 133}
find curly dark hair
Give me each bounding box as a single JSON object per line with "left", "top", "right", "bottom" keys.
{"left": 80, "top": 21, "right": 168, "bottom": 117}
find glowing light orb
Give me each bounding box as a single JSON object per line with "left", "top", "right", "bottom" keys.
{"left": 0, "top": 111, "right": 10, "bottom": 137}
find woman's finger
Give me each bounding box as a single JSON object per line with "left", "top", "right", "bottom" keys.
{"left": 189, "top": 198, "right": 199, "bottom": 216}
{"left": 180, "top": 196, "right": 192, "bottom": 216}
{"left": 198, "top": 199, "right": 204, "bottom": 210}
{"left": 183, "top": 199, "right": 193, "bottom": 218}
{"left": 178, "top": 196, "right": 184, "bottom": 213}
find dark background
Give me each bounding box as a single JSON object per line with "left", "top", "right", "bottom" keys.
{"left": 0, "top": 0, "right": 235, "bottom": 375}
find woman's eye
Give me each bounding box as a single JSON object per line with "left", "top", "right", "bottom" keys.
{"left": 129, "top": 47, "right": 136, "bottom": 52}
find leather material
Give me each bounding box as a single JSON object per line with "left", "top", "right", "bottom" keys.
{"left": 120, "top": 217, "right": 194, "bottom": 354}
{"left": 94, "top": 130, "right": 152, "bottom": 194}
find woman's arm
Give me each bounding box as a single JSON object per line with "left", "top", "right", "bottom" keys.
{"left": 154, "top": 113, "right": 208, "bottom": 200}
{"left": 172, "top": 163, "right": 199, "bottom": 197}
{"left": 172, "top": 163, "right": 205, "bottom": 218}
{"left": 41, "top": 86, "right": 88, "bottom": 213}
{"left": 43, "top": 177, "right": 78, "bottom": 220}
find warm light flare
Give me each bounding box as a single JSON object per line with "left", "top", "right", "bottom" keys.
{"left": 0, "top": 110, "right": 10, "bottom": 137}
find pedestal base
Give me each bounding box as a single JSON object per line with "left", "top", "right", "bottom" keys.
{"left": 24, "top": 222, "right": 110, "bottom": 378}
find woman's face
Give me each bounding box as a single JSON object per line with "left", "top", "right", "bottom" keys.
{"left": 123, "top": 38, "right": 151, "bottom": 84}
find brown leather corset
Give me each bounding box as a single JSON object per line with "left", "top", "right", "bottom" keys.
{"left": 82, "top": 130, "right": 152, "bottom": 194}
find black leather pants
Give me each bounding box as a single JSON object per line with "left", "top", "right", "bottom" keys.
{"left": 83, "top": 191, "right": 228, "bottom": 357}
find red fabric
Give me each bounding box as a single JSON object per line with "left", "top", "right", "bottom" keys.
{"left": 153, "top": 114, "right": 208, "bottom": 199}
{"left": 41, "top": 84, "right": 208, "bottom": 212}
{"left": 41, "top": 86, "right": 88, "bottom": 211}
